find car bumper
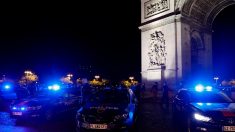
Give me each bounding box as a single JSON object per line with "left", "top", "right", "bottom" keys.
{"left": 10, "top": 111, "right": 42, "bottom": 119}
{"left": 77, "top": 121, "right": 132, "bottom": 130}
{"left": 192, "top": 120, "right": 231, "bottom": 132}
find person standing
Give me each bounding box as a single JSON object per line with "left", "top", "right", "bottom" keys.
{"left": 151, "top": 82, "right": 158, "bottom": 101}
{"left": 140, "top": 83, "right": 146, "bottom": 98}
{"left": 161, "top": 81, "right": 169, "bottom": 111}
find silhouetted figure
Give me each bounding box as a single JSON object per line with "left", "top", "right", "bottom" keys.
{"left": 151, "top": 82, "right": 158, "bottom": 100}
{"left": 140, "top": 83, "right": 146, "bottom": 98}
{"left": 161, "top": 81, "right": 169, "bottom": 111}
{"left": 133, "top": 83, "right": 141, "bottom": 102}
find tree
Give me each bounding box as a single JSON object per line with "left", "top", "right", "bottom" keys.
{"left": 18, "top": 70, "right": 39, "bottom": 96}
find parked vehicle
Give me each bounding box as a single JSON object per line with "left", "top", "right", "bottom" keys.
{"left": 76, "top": 82, "right": 138, "bottom": 131}
{"left": 9, "top": 86, "right": 82, "bottom": 122}
{"left": 172, "top": 84, "right": 235, "bottom": 132}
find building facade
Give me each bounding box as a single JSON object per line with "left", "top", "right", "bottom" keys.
{"left": 139, "top": 0, "right": 235, "bottom": 91}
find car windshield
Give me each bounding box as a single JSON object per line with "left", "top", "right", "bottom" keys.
{"left": 86, "top": 89, "right": 129, "bottom": 104}
{"left": 190, "top": 91, "right": 233, "bottom": 103}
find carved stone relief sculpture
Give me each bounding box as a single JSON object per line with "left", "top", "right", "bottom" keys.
{"left": 144, "top": 0, "right": 170, "bottom": 18}
{"left": 148, "top": 31, "right": 167, "bottom": 68}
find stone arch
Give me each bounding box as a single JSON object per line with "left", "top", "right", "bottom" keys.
{"left": 140, "top": 0, "right": 235, "bottom": 91}
{"left": 190, "top": 30, "right": 204, "bottom": 79}
{"left": 181, "top": 0, "right": 235, "bottom": 28}
{"left": 190, "top": 30, "right": 204, "bottom": 50}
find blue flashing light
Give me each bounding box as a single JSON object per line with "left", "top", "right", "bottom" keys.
{"left": 52, "top": 84, "right": 60, "bottom": 91}
{"left": 48, "top": 86, "right": 52, "bottom": 90}
{"left": 206, "top": 86, "right": 212, "bottom": 91}
{"left": 20, "top": 107, "right": 26, "bottom": 111}
{"left": 129, "top": 111, "right": 134, "bottom": 119}
{"left": 206, "top": 103, "right": 212, "bottom": 106}
{"left": 195, "top": 84, "right": 213, "bottom": 92}
{"left": 12, "top": 106, "right": 17, "bottom": 110}
{"left": 4, "top": 85, "right": 10, "bottom": 89}
{"left": 197, "top": 103, "right": 203, "bottom": 106}
{"left": 195, "top": 84, "right": 204, "bottom": 92}
{"left": 48, "top": 84, "right": 60, "bottom": 91}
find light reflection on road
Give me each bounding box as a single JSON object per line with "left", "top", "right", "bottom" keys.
{"left": 0, "top": 112, "right": 37, "bottom": 132}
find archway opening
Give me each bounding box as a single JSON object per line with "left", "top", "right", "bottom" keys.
{"left": 212, "top": 4, "right": 235, "bottom": 81}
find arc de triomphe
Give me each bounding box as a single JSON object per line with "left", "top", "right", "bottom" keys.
{"left": 139, "top": 0, "right": 235, "bottom": 91}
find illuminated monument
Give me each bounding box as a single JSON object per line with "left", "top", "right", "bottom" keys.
{"left": 139, "top": 0, "right": 235, "bottom": 90}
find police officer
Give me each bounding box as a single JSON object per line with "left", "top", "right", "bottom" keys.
{"left": 161, "top": 81, "right": 169, "bottom": 111}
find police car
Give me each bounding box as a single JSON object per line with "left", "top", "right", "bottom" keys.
{"left": 10, "top": 85, "right": 82, "bottom": 122}
{"left": 172, "top": 84, "right": 235, "bottom": 132}
{"left": 76, "top": 82, "right": 138, "bottom": 131}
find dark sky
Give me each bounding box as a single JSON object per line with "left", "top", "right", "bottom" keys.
{"left": 0, "top": 1, "right": 141, "bottom": 81}
{"left": 212, "top": 4, "right": 235, "bottom": 80}
{"left": 0, "top": 2, "right": 234, "bottom": 82}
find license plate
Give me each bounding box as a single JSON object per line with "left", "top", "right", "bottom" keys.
{"left": 223, "top": 126, "right": 235, "bottom": 131}
{"left": 12, "top": 112, "right": 22, "bottom": 116}
{"left": 90, "top": 124, "right": 107, "bottom": 129}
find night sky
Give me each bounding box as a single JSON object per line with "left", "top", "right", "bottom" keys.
{"left": 0, "top": 1, "right": 141, "bottom": 81}
{"left": 212, "top": 4, "right": 235, "bottom": 81}
{"left": 0, "top": 2, "right": 234, "bottom": 82}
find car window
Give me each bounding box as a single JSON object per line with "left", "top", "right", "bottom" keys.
{"left": 86, "top": 89, "right": 129, "bottom": 104}
{"left": 189, "top": 91, "right": 233, "bottom": 103}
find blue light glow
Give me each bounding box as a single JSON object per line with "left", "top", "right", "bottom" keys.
{"left": 48, "top": 86, "right": 52, "bottom": 90}
{"left": 205, "top": 86, "right": 212, "bottom": 91}
{"left": 4, "top": 85, "right": 10, "bottom": 89}
{"left": 195, "top": 84, "right": 204, "bottom": 92}
{"left": 12, "top": 106, "right": 17, "bottom": 110}
{"left": 48, "top": 84, "right": 60, "bottom": 91}
{"left": 197, "top": 103, "right": 203, "bottom": 106}
{"left": 52, "top": 84, "right": 60, "bottom": 91}
{"left": 129, "top": 111, "right": 133, "bottom": 119}
{"left": 20, "top": 107, "right": 26, "bottom": 111}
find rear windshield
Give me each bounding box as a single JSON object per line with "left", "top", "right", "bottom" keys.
{"left": 86, "top": 89, "right": 129, "bottom": 104}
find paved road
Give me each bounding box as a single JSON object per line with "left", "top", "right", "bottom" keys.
{"left": 134, "top": 97, "right": 174, "bottom": 132}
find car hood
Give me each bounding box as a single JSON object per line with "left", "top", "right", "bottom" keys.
{"left": 191, "top": 103, "right": 235, "bottom": 117}
{"left": 12, "top": 97, "right": 51, "bottom": 107}
{"left": 82, "top": 103, "right": 128, "bottom": 115}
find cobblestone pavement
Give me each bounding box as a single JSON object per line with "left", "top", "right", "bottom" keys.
{"left": 134, "top": 92, "right": 175, "bottom": 132}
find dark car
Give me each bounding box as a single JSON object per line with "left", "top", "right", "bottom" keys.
{"left": 76, "top": 84, "right": 138, "bottom": 131}
{"left": 9, "top": 86, "right": 82, "bottom": 122}
{"left": 172, "top": 84, "right": 235, "bottom": 132}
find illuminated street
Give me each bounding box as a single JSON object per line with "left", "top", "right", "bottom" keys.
{"left": 0, "top": 110, "right": 77, "bottom": 132}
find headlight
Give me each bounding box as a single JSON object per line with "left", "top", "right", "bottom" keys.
{"left": 194, "top": 113, "right": 212, "bottom": 122}
{"left": 114, "top": 113, "right": 128, "bottom": 121}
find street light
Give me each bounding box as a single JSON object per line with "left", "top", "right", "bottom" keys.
{"left": 95, "top": 75, "right": 100, "bottom": 80}
{"left": 214, "top": 76, "right": 219, "bottom": 84}
{"left": 24, "top": 70, "right": 32, "bottom": 76}
{"left": 67, "top": 74, "right": 73, "bottom": 79}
